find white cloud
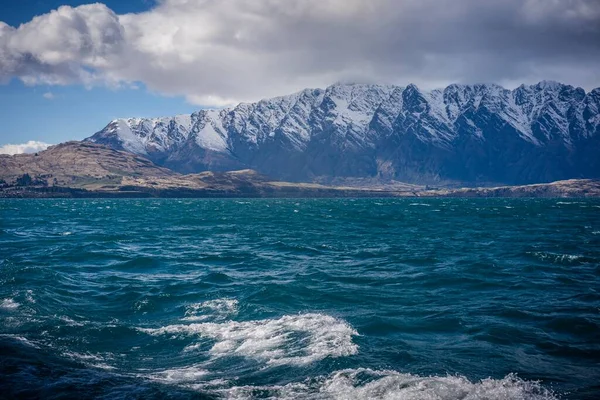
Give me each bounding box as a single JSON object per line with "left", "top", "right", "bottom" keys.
{"left": 0, "top": 141, "right": 52, "bottom": 155}
{"left": 42, "top": 91, "right": 55, "bottom": 99}
{"left": 0, "top": 0, "right": 599, "bottom": 106}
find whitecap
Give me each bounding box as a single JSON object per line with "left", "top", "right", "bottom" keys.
{"left": 531, "top": 251, "right": 583, "bottom": 263}
{"left": 58, "top": 315, "right": 85, "bottom": 327}
{"left": 63, "top": 351, "right": 106, "bottom": 362}
{"left": 187, "top": 378, "right": 231, "bottom": 391}
{"left": 63, "top": 351, "right": 116, "bottom": 370}
{"left": 0, "top": 298, "right": 19, "bottom": 310}
{"left": 222, "top": 368, "right": 557, "bottom": 400}
{"left": 183, "top": 298, "right": 239, "bottom": 322}
{"left": 409, "top": 203, "right": 431, "bottom": 207}
{"left": 25, "top": 290, "right": 35, "bottom": 304}
{"left": 134, "top": 298, "right": 150, "bottom": 312}
{"left": 140, "top": 313, "right": 358, "bottom": 366}
{"left": 92, "top": 363, "right": 117, "bottom": 370}
{"left": 0, "top": 334, "right": 39, "bottom": 348}
{"left": 146, "top": 366, "right": 210, "bottom": 383}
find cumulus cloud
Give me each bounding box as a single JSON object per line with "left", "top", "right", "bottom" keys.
{"left": 0, "top": 141, "right": 52, "bottom": 155}
{"left": 0, "top": 0, "right": 599, "bottom": 105}
{"left": 42, "top": 91, "right": 55, "bottom": 99}
{"left": 0, "top": 4, "right": 125, "bottom": 86}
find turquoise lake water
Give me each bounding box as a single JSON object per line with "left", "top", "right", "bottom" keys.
{"left": 1, "top": 198, "right": 599, "bottom": 399}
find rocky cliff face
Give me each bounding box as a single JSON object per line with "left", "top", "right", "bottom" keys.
{"left": 86, "top": 81, "right": 600, "bottom": 185}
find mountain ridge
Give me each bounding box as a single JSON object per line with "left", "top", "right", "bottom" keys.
{"left": 86, "top": 81, "right": 600, "bottom": 185}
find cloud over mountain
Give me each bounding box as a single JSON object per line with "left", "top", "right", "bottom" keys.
{"left": 1, "top": 0, "right": 599, "bottom": 106}
{"left": 0, "top": 141, "right": 52, "bottom": 155}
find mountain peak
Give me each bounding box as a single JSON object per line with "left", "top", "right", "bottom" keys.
{"left": 405, "top": 83, "right": 420, "bottom": 92}
{"left": 534, "top": 80, "right": 564, "bottom": 91}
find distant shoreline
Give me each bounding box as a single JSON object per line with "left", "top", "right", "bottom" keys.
{"left": 2, "top": 179, "right": 599, "bottom": 199}
{"left": 2, "top": 142, "right": 599, "bottom": 199}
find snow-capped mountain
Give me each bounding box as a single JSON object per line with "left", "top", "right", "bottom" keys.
{"left": 86, "top": 81, "right": 600, "bottom": 184}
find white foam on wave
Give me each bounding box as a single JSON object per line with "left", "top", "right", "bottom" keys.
{"left": 146, "top": 366, "right": 210, "bottom": 383}
{"left": 140, "top": 313, "right": 358, "bottom": 366}
{"left": 93, "top": 363, "right": 117, "bottom": 370}
{"left": 63, "top": 351, "right": 116, "bottom": 370}
{"left": 0, "top": 298, "right": 19, "bottom": 310}
{"left": 223, "top": 368, "right": 558, "bottom": 400}
{"left": 25, "top": 290, "right": 35, "bottom": 304}
{"left": 183, "top": 298, "right": 239, "bottom": 322}
{"left": 530, "top": 251, "right": 583, "bottom": 263}
{"left": 0, "top": 334, "right": 40, "bottom": 348}
{"left": 64, "top": 351, "right": 105, "bottom": 362}
{"left": 58, "top": 315, "right": 85, "bottom": 326}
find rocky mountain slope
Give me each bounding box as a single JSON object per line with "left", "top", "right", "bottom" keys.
{"left": 87, "top": 81, "right": 600, "bottom": 185}
{"left": 0, "top": 142, "right": 408, "bottom": 198}
{"left": 0, "top": 141, "right": 174, "bottom": 187}
{"left": 1, "top": 142, "right": 598, "bottom": 198}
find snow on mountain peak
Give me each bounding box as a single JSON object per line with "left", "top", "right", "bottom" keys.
{"left": 86, "top": 81, "right": 600, "bottom": 183}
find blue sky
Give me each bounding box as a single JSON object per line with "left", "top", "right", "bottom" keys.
{"left": 0, "top": 80, "right": 198, "bottom": 145}
{"left": 0, "top": 0, "right": 152, "bottom": 27}
{"left": 0, "top": 0, "right": 196, "bottom": 147}
{"left": 1, "top": 0, "right": 599, "bottom": 151}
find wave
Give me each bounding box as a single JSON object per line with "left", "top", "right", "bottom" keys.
{"left": 0, "top": 335, "right": 202, "bottom": 399}
{"left": 0, "top": 335, "right": 559, "bottom": 400}
{"left": 145, "top": 366, "right": 210, "bottom": 383}
{"left": 62, "top": 351, "right": 116, "bottom": 370}
{"left": 183, "top": 299, "right": 239, "bottom": 322}
{"left": 0, "top": 298, "right": 19, "bottom": 310}
{"left": 528, "top": 251, "right": 590, "bottom": 265}
{"left": 0, "top": 334, "right": 39, "bottom": 349}
{"left": 139, "top": 313, "right": 358, "bottom": 366}
{"left": 222, "top": 368, "right": 558, "bottom": 400}
{"left": 58, "top": 315, "right": 86, "bottom": 327}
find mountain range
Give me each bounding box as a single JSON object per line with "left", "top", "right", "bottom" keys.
{"left": 87, "top": 81, "right": 600, "bottom": 185}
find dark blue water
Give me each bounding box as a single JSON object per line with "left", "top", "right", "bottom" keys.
{"left": 1, "top": 198, "right": 599, "bottom": 399}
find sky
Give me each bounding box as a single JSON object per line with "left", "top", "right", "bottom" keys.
{"left": 1, "top": 0, "right": 599, "bottom": 152}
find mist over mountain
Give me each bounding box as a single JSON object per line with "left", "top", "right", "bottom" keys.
{"left": 87, "top": 81, "right": 600, "bottom": 185}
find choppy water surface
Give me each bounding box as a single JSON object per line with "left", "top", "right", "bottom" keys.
{"left": 1, "top": 198, "right": 599, "bottom": 399}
